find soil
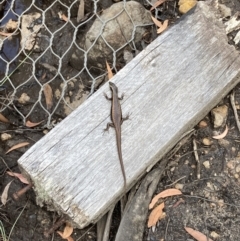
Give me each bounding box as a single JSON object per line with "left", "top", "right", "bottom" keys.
{"left": 1, "top": 0, "right": 240, "bottom": 241}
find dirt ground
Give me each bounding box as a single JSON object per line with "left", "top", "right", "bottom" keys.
{"left": 1, "top": 0, "right": 240, "bottom": 240}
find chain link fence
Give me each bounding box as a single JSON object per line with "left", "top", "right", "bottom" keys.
{"left": 0, "top": 0, "right": 168, "bottom": 128}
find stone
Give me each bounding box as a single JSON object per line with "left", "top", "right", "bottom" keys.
{"left": 202, "top": 137, "right": 213, "bottom": 146}
{"left": 1, "top": 133, "right": 11, "bottom": 141}
{"left": 70, "top": 1, "right": 152, "bottom": 72}
{"left": 211, "top": 105, "right": 228, "bottom": 128}
{"left": 203, "top": 161, "right": 210, "bottom": 169}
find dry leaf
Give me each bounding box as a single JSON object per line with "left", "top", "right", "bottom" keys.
{"left": 149, "top": 188, "right": 182, "bottom": 209}
{"left": 212, "top": 125, "right": 228, "bottom": 139}
{"left": 0, "top": 32, "right": 12, "bottom": 37}
{"left": 77, "top": 0, "right": 85, "bottom": 22}
{"left": 1, "top": 181, "right": 13, "bottom": 205}
{"left": 185, "top": 227, "right": 213, "bottom": 241}
{"left": 5, "top": 142, "right": 30, "bottom": 154}
{"left": 57, "top": 222, "right": 73, "bottom": 239}
{"left": 147, "top": 202, "right": 165, "bottom": 228}
{"left": 150, "top": 0, "right": 166, "bottom": 11}
{"left": 157, "top": 19, "right": 168, "bottom": 34}
{"left": 179, "top": 0, "right": 197, "bottom": 14}
{"left": 6, "top": 171, "right": 29, "bottom": 184}
{"left": 26, "top": 120, "right": 43, "bottom": 127}
{"left": 0, "top": 113, "right": 9, "bottom": 123}
{"left": 106, "top": 61, "right": 113, "bottom": 79}
{"left": 151, "top": 16, "right": 163, "bottom": 28}
{"left": 43, "top": 84, "right": 53, "bottom": 110}
{"left": 57, "top": 231, "right": 74, "bottom": 241}
{"left": 58, "top": 12, "right": 68, "bottom": 22}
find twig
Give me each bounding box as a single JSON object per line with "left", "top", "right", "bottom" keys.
{"left": 76, "top": 225, "right": 95, "bottom": 241}
{"left": 184, "top": 194, "right": 240, "bottom": 208}
{"left": 102, "top": 207, "right": 114, "bottom": 241}
{"left": 8, "top": 200, "right": 28, "bottom": 240}
{"left": 12, "top": 183, "right": 33, "bottom": 200}
{"left": 165, "top": 176, "right": 186, "bottom": 187}
{"left": 44, "top": 216, "right": 66, "bottom": 238}
{"left": 230, "top": 91, "right": 240, "bottom": 133}
{"left": 193, "top": 139, "right": 200, "bottom": 179}
{"left": 165, "top": 218, "right": 170, "bottom": 241}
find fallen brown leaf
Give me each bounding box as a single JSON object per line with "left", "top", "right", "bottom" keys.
{"left": 106, "top": 61, "right": 113, "bottom": 79}
{"left": 77, "top": 0, "right": 85, "bottom": 22}
{"left": 1, "top": 181, "right": 13, "bottom": 205}
{"left": 57, "top": 231, "right": 74, "bottom": 241}
{"left": 5, "top": 142, "right": 30, "bottom": 154}
{"left": 58, "top": 12, "right": 68, "bottom": 22}
{"left": 26, "top": 120, "right": 44, "bottom": 127}
{"left": 149, "top": 188, "right": 182, "bottom": 209}
{"left": 0, "top": 113, "right": 9, "bottom": 123}
{"left": 212, "top": 125, "right": 228, "bottom": 139}
{"left": 150, "top": 0, "right": 166, "bottom": 11}
{"left": 151, "top": 16, "right": 163, "bottom": 28}
{"left": 157, "top": 19, "right": 168, "bottom": 34}
{"left": 179, "top": 0, "right": 197, "bottom": 14}
{"left": 43, "top": 84, "right": 53, "bottom": 110}
{"left": 6, "top": 171, "right": 29, "bottom": 184}
{"left": 185, "top": 227, "right": 213, "bottom": 241}
{"left": 0, "top": 32, "right": 12, "bottom": 37}
{"left": 57, "top": 222, "right": 73, "bottom": 239}
{"left": 147, "top": 202, "right": 165, "bottom": 228}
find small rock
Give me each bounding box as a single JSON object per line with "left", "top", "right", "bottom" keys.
{"left": 207, "top": 182, "right": 214, "bottom": 190}
{"left": 203, "top": 161, "right": 210, "bottom": 169}
{"left": 1, "top": 133, "right": 12, "bottom": 141}
{"left": 198, "top": 120, "right": 208, "bottom": 128}
{"left": 70, "top": 1, "right": 152, "bottom": 71}
{"left": 235, "top": 173, "right": 239, "bottom": 179}
{"left": 184, "top": 160, "right": 189, "bottom": 165}
{"left": 225, "top": 12, "right": 240, "bottom": 34}
{"left": 218, "top": 3, "right": 231, "bottom": 18}
{"left": 6, "top": 19, "right": 18, "bottom": 31}
{"left": 68, "top": 81, "right": 74, "bottom": 88}
{"left": 234, "top": 30, "right": 240, "bottom": 45}
{"left": 123, "top": 49, "right": 134, "bottom": 64}
{"left": 218, "top": 138, "right": 230, "bottom": 148}
{"left": 236, "top": 164, "right": 240, "bottom": 173}
{"left": 43, "top": 130, "right": 49, "bottom": 135}
{"left": 227, "top": 160, "right": 236, "bottom": 170}
{"left": 21, "top": 12, "right": 41, "bottom": 50}
{"left": 211, "top": 105, "right": 228, "bottom": 128}
{"left": 55, "top": 89, "right": 61, "bottom": 99}
{"left": 210, "top": 231, "right": 220, "bottom": 239}
{"left": 18, "top": 93, "right": 30, "bottom": 104}
{"left": 202, "top": 137, "right": 213, "bottom": 146}
{"left": 175, "top": 183, "right": 184, "bottom": 190}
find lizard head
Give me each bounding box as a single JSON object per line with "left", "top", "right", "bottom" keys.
{"left": 109, "top": 82, "right": 118, "bottom": 93}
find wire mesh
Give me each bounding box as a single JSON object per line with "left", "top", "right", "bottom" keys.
{"left": 0, "top": 0, "right": 156, "bottom": 128}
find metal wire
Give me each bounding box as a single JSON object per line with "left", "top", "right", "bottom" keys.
{"left": 0, "top": 0, "right": 153, "bottom": 128}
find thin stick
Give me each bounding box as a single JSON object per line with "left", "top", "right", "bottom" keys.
{"left": 230, "top": 91, "right": 240, "bottom": 133}
{"left": 102, "top": 207, "right": 114, "bottom": 241}
{"left": 193, "top": 139, "right": 200, "bottom": 179}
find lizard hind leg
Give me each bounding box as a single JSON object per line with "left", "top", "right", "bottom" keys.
{"left": 103, "top": 122, "right": 114, "bottom": 132}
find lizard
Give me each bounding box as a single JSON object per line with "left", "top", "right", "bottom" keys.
{"left": 104, "top": 81, "right": 129, "bottom": 191}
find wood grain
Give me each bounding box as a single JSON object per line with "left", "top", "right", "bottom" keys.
{"left": 18, "top": 2, "right": 240, "bottom": 228}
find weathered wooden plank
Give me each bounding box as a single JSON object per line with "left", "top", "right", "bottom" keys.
{"left": 18, "top": 2, "right": 240, "bottom": 228}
